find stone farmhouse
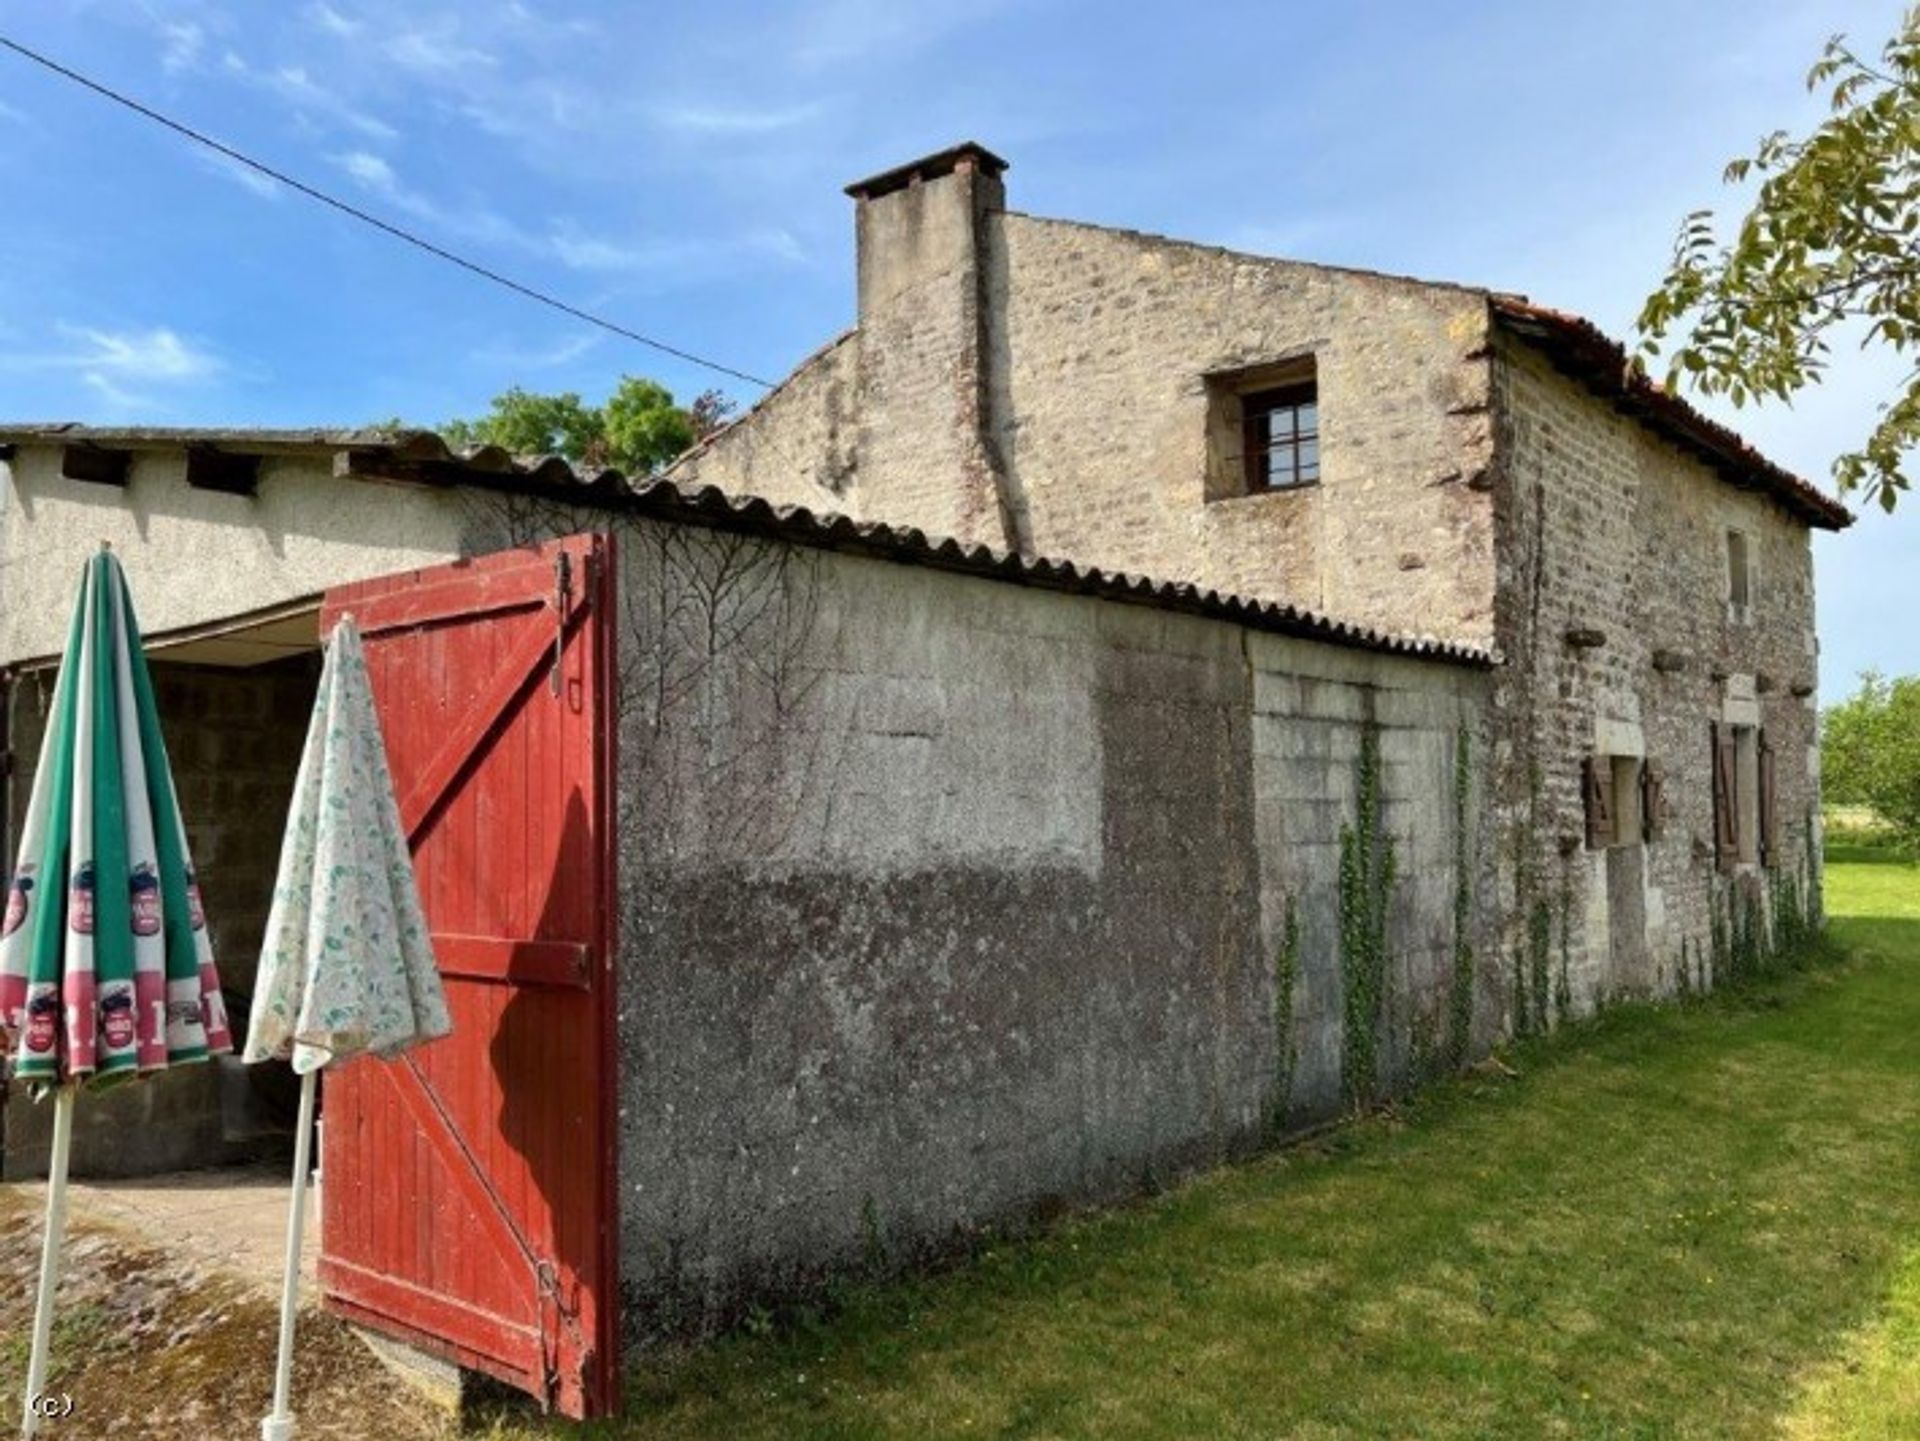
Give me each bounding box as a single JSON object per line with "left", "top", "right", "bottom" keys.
{"left": 0, "top": 142, "right": 1849, "bottom": 1408}
{"left": 675, "top": 140, "right": 1851, "bottom": 1034}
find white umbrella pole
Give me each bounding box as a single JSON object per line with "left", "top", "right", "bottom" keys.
{"left": 261, "top": 1069, "right": 317, "bottom": 1441}
{"left": 21, "top": 1085, "right": 76, "bottom": 1441}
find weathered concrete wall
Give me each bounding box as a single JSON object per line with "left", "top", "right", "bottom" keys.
{"left": 671, "top": 164, "right": 1499, "bottom": 649}
{"left": 3, "top": 657, "right": 316, "bottom": 1178}
{"left": 609, "top": 518, "right": 1489, "bottom": 1342}
{"left": 1489, "top": 337, "right": 1821, "bottom": 1018}
{"left": 0, "top": 446, "right": 482, "bottom": 666}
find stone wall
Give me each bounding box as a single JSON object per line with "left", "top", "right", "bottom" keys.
{"left": 1488, "top": 337, "right": 1821, "bottom": 1019}
{"left": 672, "top": 165, "right": 1500, "bottom": 650}
{"left": 609, "top": 517, "right": 1490, "bottom": 1342}
{"left": 991, "top": 217, "right": 1496, "bottom": 647}
{"left": 2, "top": 656, "right": 315, "bottom": 1178}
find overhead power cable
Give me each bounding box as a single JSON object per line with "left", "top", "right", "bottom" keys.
{"left": 0, "top": 33, "right": 777, "bottom": 390}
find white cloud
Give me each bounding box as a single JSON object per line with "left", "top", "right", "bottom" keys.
{"left": 0, "top": 325, "right": 222, "bottom": 409}
{"left": 334, "top": 149, "right": 399, "bottom": 194}
{"left": 0, "top": 99, "right": 27, "bottom": 127}
{"left": 194, "top": 150, "right": 282, "bottom": 200}
{"left": 328, "top": 150, "right": 527, "bottom": 248}
{"left": 544, "top": 222, "right": 808, "bottom": 275}
{"left": 649, "top": 102, "right": 824, "bottom": 136}
{"left": 385, "top": 29, "right": 498, "bottom": 74}
{"left": 82, "top": 371, "right": 157, "bottom": 413}
{"left": 220, "top": 51, "right": 399, "bottom": 143}
{"left": 63, "top": 326, "right": 218, "bottom": 382}
{"left": 470, "top": 331, "right": 602, "bottom": 371}
{"left": 158, "top": 20, "right": 204, "bottom": 74}
{"left": 306, "top": 2, "right": 362, "bottom": 38}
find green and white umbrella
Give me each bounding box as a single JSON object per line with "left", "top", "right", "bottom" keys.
{"left": 245, "top": 615, "right": 448, "bottom": 1441}
{"left": 0, "top": 548, "right": 231, "bottom": 1437}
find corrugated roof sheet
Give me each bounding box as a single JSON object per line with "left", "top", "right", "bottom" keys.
{"left": 0, "top": 423, "right": 1494, "bottom": 667}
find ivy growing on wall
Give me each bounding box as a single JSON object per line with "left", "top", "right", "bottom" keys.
{"left": 1271, "top": 896, "right": 1299, "bottom": 1135}
{"left": 1447, "top": 727, "right": 1475, "bottom": 1070}
{"left": 1339, "top": 721, "right": 1397, "bottom": 1106}
{"left": 1555, "top": 863, "right": 1574, "bottom": 1021}
{"left": 1805, "top": 807, "right": 1825, "bottom": 929}
{"left": 1711, "top": 857, "right": 1815, "bottom": 987}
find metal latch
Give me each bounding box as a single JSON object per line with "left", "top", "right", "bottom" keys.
{"left": 550, "top": 551, "right": 573, "bottom": 697}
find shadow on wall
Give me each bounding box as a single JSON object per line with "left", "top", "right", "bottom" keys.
{"left": 488, "top": 788, "right": 603, "bottom": 1329}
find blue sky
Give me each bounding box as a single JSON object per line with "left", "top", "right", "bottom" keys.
{"left": 0, "top": 1, "right": 1908, "bottom": 687}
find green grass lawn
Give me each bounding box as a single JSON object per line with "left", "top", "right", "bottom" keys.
{"left": 501, "top": 853, "right": 1920, "bottom": 1441}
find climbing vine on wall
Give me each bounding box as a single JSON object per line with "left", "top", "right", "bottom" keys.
{"left": 1805, "top": 807, "right": 1825, "bottom": 928}
{"left": 1447, "top": 727, "right": 1474, "bottom": 1070}
{"left": 1271, "top": 896, "right": 1300, "bottom": 1135}
{"left": 1339, "top": 721, "right": 1397, "bottom": 1106}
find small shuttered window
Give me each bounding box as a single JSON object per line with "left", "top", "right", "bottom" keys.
{"left": 1759, "top": 733, "right": 1779, "bottom": 867}
{"left": 1583, "top": 755, "right": 1615, "bottom": 849}
{"left": 1711, "top": 722, "right": 1739, "bottom": 870}
{"left": 1641, "top": 758, "right": 1666, "bottom": 842}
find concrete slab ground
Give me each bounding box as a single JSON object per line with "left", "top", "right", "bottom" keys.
{"left": 15, "top": 1161, "right": 315, "bottom": 1297}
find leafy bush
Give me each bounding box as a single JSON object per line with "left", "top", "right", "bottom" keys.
{"left": 1823, "top": 673, "right": 1920, "bottom": 854}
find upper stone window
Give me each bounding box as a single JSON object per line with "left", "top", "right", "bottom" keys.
{"left": 1242, "top": 382, "right": 1320, "bottom": 493}
{"left": 1726, "top": 528, "right": 1752, "bottom": 623}
{"left": 1204, "top": 355, "right": 1322, "bottom": 502}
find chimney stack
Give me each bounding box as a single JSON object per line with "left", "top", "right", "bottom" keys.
{"left": 843, "top": 143, "right": 1015, "bottom": 547}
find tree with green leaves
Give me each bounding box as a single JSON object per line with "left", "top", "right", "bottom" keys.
{"left": 431, "top": 377, "right": 735, "bottom": 475}
{"left": 1822, "top": 671, "right": 1920, "bottom": 851}
{"left": 1637, "top": 10, "right": 1920, "bottom": 512}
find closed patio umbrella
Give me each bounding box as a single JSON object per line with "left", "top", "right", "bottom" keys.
{"left": 0, "top": 547, "right": 232, "bottom": 1438}
{"left": 244, "top": 615, "right": 449, "bottom": 1441}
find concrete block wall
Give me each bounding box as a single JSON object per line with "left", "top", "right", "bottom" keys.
{"left": 1249, "top": 640, "right": 1489, "bottom": 1119}
{"left": 610, "top": 517, "right": 1492, "bottom": 1344}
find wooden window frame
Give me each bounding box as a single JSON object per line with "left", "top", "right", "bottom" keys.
{"left": 1241, "top": 381, "right": 1320, "bottom": 494}
{"left": 1584, "top": 754, "right": 1650, "bottom": 850}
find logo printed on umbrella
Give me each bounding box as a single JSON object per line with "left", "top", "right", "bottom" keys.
{"left": 3, "top": 865, "right": 34, "bottom": 938}
{"left": 98, "top": 990, "right": 136, "bottom": 1051}
{"left": 128, "top": 863, "right": 161, "bottom": 938}
{"left": 24, "top": 990, "right": 59, "bottom": 1055}
{"left": 99, "top": 986, "right": 135, "bottom": 1051}
{"left": 67, "top": 862, "right": 95, "bottom": 936}
{"left": 186, "top": 868, "right": 206, "bottom": 933}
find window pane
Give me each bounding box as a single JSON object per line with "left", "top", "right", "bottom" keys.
{"left": 1267, "top": 450, "right": 1295, "bottom": 488}
{"left": 1298, "top": 401, "right": 1318, "bottom": 434}
{"left": 1299, "top": 437, "right": 1318, "bottom": 473}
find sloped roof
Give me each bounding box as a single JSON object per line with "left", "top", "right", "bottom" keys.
{"left": 1490, "top": 298, "right": 1852, "bottom": 530}
{"left": 0, "top": 424, "right": 1494, "bottom": 667}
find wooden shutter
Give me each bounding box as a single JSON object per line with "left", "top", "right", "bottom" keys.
{"left": 1583, "top": 755, "right": 1614, "bottom": 848}
{"left": 1641, "top": 758, "right": 1665, "bottom": 842}
{"left": 1759, "top": 732, "right": 1778, "bottom": 867}
{"left": 1711, "top": 723, "right": 1739, "bottom": 870}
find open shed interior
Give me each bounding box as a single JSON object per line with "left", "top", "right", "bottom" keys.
{"left": 2, "top": 599, "right": 323, "bottom": 1179}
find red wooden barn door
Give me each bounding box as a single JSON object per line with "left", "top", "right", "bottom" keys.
{"left": 316, "top": 533, "right": 619, "bottom": 1418}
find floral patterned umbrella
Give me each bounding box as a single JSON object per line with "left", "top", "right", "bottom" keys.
{"left": 0, "top": 547, "right": 232, "bottom": 1438}
{"left": 245, "top": 614, "right": 448, "bottom": 1441}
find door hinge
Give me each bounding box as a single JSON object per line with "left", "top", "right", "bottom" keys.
{"left": 550, "top": 551, "right": 573, "bottom": 697}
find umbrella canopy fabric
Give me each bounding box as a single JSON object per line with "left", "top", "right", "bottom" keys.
{"left": 244, "top": 616, "right": 448, "bottom": 1076}
{"left": 0, "top": 550, "right": 231, "bottom": 1086}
